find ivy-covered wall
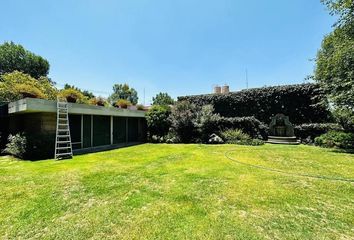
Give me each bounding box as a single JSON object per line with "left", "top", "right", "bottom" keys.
{"left": 178, "top": 83, "right": 331, "bottom": 124}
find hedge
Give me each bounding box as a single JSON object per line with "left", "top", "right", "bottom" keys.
{"left": 214, "top": 116, "right": 268, "bottom": 139}
{"left": 178, "top": 83, "right": 331, "bottom": 124}
{"left": 294, "top": 123, "right": 343, "bottom": 143}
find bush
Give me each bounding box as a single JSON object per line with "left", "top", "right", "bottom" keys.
{"left": 215, "top": 116, "right": 268, "bottom": 139}
{"left": 146, "top": 105, "right": 171, "bottom": 138}
{"left": 333, "top": 108, "right": 354, "bottom": 132}
{"left": 137, "top": 104, "right": 145, "bottom": 110}
{"left": 115, "top": 99, "right": 132, "bottom": 109}
{"left": 220, "top": 129, "right": 264, "bottom": 146}
{"left": 2, "top": 133, "right": 27, "bottom": 158}
{"left": 169, "top": 101, "right": 198, "bottom": 143}
{"left": 89, "top": 97, "right": 108, "bottom": 106}
{"left": 0, "top": 71, "right": 57, "bottom": 102}
{"left": 315, "top": 131, "right": 354, "bottom": 149}
{"left": 294, "top": 123, "right": 343, "bottom": 143}
{"left": 58, "top": 88, "right": 88, "bottom": 103}
{"left": 178, "top": 83, "right": 331, "bottom": 124}
{"left": 194, "top": 105, "right": 221, "bottom": 142}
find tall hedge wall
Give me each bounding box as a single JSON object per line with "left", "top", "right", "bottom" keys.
{"left": 178, "top": 83, "right": 331, "bottom": 124}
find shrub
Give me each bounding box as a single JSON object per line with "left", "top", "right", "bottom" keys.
{"left": 294, "top": 123, "right": 343, "bottom": 143}
{"left": 315, "top": 131, "right": 354, "bottom": 149}
{"left": 169, "top": 101, "right": 198, "bottom": 143}
{"left": 137, "top": 104, "right": 145, "bottom": 110}
{"left": 0, "top": 71, "right": 57, "bottom": 102}
{"left": 333, "top": 108, "right": 354, "bottom": 132}
{"left": 2, "top": 133, "right": 27, "bottom": 158}
{"left": 58, "top": 88, "right": 88, "bottom": 103}
{"left": 220, "top": 129, "right": 264, "bottom": 146}
{"left": 221, "top": 129, "right": 251, "bottom": 142}
{"left": 115, "top": 99, "right": 132, "bottom": 109}
{"left": 14, "top": 84, "right": 46, "bottom": 99}
{"left": 89, "top": 97, "right": 108, "bottom": 106}
{"left": 215, "top": 116, "right": 268, "bottom": 139}
{"left": 178, "top": 83, "right": 331, "bottom": 124}
{"left": 146, "top": 105, "right": 171, "bottom": 138}
{"left": 194, "top": 105, "right": 221, "bottom": 142}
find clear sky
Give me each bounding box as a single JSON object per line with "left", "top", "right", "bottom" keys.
{"left": 0, "top": 0, "right": 334, "bottom": 104}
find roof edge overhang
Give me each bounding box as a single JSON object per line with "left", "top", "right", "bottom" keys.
{"left": 8, "top": 98, "right": 146, "bottom": 118}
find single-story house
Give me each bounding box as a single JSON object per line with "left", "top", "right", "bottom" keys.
{"left": 0, "top": 98, "right": 146, "bottom": 159}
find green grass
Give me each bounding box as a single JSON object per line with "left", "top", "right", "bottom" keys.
{"left": 0, "top": 144, "right": 353, "bottom": 239}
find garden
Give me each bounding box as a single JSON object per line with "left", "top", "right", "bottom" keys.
{"left": 0, "top": 0, "right": 354, "bottom": 239}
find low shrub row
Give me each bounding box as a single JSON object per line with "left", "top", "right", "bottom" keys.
{"left": 294, "top": 123, "right": 343, "bottom": 144}
{"left": 315, "top": 131, "right": 354, "bottom": 149}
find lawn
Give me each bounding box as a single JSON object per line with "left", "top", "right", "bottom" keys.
{"left": 0, "top": 144, "right": 353, "bottom": 239}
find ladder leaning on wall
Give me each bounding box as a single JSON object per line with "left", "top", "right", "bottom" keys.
{"left": 54, "top": 98, "right": 73, "bottom": 160}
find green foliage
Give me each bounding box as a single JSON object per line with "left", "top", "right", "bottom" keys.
{"left": 64, "top": 84, "right": 95, "bottom": 99}
{"left": 136, "top": 104, "right": 145, "bottom": 110}
{"left": 89, "top": 97, "right": 108, "bottom": 107}
{"left": 321, "top": 0, "right": 354, "bottom": 27}
{"left": 294, "top": 123, "right": 343, "bottom": 143}
{"left": 220, "top": 129, "right": 264, "bottom": 146}
{"left": 2, "top": 133, "right": 27, "bottom": 158}
{"left": 115, "top": 99, "right": 131, "bottom": 109}
{"left": 152, "top": 92, "right": 174, "bottom": 105}
{"left": 0, "top": 71, "right": 57, "bottom": 102}
{"left": 315, "top": 1, "right": 354, "bottom": 128}
{"left": 146, "top": 105, "right": 171, "bottom": 138}
{"left": 315, "top": 131, "right": 354, "bottom": 149}
{"left": 194, "top": 105, "right": 221, "bottom": 142}
{"left": 169, "top": 101, "right": 198, "bottom": 143}
{"left": 58, "top": 88, "right": 88, "bottom": 103}
{"left": 315, "top": 28, "right": 354, "bottom": 110}
{"left": 178, "top": 83, "right": 330, "bottom": 124}
{"left": 333, "top": 107, "right": 354, "bottom": 132}
{"left": 215, "top": 116, "right": 268, "bottom": 139}
{"left": 108, "top": 83, "right": 138, "bottom": 105}
{"left": 0, "top": 41, "right": 49, "bottom": 78}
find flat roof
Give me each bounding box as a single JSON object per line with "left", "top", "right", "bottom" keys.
{"left": 8, "top": 98, "right": 145, "bottom": 118}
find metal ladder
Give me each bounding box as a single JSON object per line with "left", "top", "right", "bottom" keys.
{"left": 54, "top": 99, "right": 73, "bottom": 160}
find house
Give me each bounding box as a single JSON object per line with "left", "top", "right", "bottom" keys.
{"left": 0, "top": 98, "right": 146, "bottom": 159}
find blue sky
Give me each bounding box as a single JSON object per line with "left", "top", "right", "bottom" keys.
{"left": 0, "top": 0, "right": 334, "bottom": 104}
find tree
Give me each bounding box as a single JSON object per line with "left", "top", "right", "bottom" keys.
{"left": 152, "top": 92, "right": 174, "bottom": 105}
{"left": 315, "top": 0, "right": 354, "bottom": 131}
{"left": 0, "top": 42, "right": 50, "bottom": 78}
{"left": 146, "top": 105, "right": 171, "bottom": 137}
{"left": 0, "top": 71, "right": 57, "bottom": 102}
{"left": 108, "top": 83, "right": 138, "bottom": 105}
{"left": 169, "top": 101, "right": 198, "bottom": 143}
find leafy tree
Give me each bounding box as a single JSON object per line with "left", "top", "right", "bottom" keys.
{"left": 0, "top": 42, "right": 49, "bottom": 78}
{"left": 152, "top": 92, "right": 174, "bottom": 105}
{"left": 315, "top": 0, "right": 354, "bottom": 131}
{"left": 0, "top": 71, "right": 57, "bottom": 102}
{"left": 108, "top": 83, "right": 138, "bottom": 105}
{"left": 321, "top": 0, "right": 354, "bottom": 27}
{"left": 146, "top": 105, "right": 171, "bottom": 137}
{"left": 169, "top": 101, "right": 198, "bottom": 143}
